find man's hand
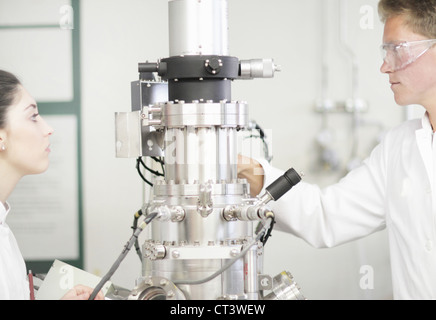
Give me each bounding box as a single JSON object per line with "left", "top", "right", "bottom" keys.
{"left": 237, "top": 154, "right": 265, "bottom": 197}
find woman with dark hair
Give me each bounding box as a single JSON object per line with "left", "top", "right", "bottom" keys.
{"left": 0, "top": 70, "right": 103, "bottom": 300}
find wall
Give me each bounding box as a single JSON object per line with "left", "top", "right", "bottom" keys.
{"left": 3, "top": 0, "right": 413, "bottom": 299}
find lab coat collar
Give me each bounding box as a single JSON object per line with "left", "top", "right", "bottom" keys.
{"left": 416, "top": 112, "right": 434, "bottom": 189}
{"left": 0, "top": 201, "right": 10, "bottom": 226}
{"left": 421, "top": 112, "right": 433, "bottom": 133}
{"left": 416, "top": 112, "right": 433, "bottom": 142}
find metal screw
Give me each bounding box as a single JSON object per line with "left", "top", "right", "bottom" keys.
{"left": 230, "top": 248, "right": 239, "bottom": 257}
{"left": 260, "top": 278, "right": 270, "bottom": 288}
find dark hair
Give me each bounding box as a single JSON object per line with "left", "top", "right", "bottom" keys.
{"left": 379, "top": 0, "right": 436, "bottom": 38}
{"left": 0, "top": 70, "right": 21, "bottom": 129}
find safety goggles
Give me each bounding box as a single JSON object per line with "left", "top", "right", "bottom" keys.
{"left": 380, "top": 39, "right": 436, "bottom": 71}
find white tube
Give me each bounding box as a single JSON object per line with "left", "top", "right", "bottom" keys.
{"left": 169, "top": 0, "right": 229, "bottom": 56}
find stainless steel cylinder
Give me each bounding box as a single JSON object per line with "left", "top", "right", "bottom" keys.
{"left": 244, "top": 243, "right": 260, "bottom": 300}
{"left": 142, "top": 179, "right": 254, "bottom": 300}
{"left": 164, "top": 127, "right": 239, "bottom": 184}
{"left": 169, "top": 0, "right": 229, "bottom": 56}
{"left": 160, "top": 101, "right": 247, "bottom": 184}
{"left": 134, "top": 0, "right": 282, "bottom": 301}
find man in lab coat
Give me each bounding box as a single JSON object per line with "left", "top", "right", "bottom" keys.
{"left": 238, "top": 0, "right": 436, "bottom": 299}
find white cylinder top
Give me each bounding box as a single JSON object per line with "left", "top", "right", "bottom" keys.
{"left": 168, "top": 0, "right": 229, "bottom": 56}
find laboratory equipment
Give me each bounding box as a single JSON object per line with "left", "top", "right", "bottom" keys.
{"left": 114, "top": 0, "right": 305, "bottom": 300}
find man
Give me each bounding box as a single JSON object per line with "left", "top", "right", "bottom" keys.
{"left": 238, "top": 0, "right": 436, "bottom": 299}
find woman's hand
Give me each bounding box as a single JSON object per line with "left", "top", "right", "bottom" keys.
{"left": 61, "top": 285, "right": 104, "bottom": 300}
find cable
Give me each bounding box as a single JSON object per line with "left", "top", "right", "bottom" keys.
{"left": 173, "top": 217, "right": 273, "bottom": 286}
{"left": 138, "top": 157, "right": 164, "bottom": 177}
{"left": 245, "top": 121, "right": 272, "bottom": 163}
{"left": 132, "top": 209, "right": 144, "bottom": 261}
{"left": 136, "top": 157, "right": 166, "bottom": 187}
{"left": 136, "top": 157, "right": 153, "bottom": 186}
{"left": 256, "top": 214, "right": 275, "bottom": 246}
{"left": 88, "top": 211, "right": 158, "bottom": 300}
{"left": 151, "top": 156, "right": 165, "bottom": 176}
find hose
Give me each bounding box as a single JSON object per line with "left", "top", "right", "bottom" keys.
{"left": 88, "top": 211, "right": 158, "bottom": 300}
{"left": 173, "top": 216, "right": 273, "bottom": 286}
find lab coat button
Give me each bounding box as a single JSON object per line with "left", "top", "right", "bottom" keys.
{"left": 425, "top": 240, "right": 433, "bottom": 251}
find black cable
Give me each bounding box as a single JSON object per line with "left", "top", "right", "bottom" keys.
{"left": 245, "top": 121, "right": 272, "bottom": 163}
{"left": 259, "top": 215, "right": 275, "bottom": 245}
{"left": 88, "top": 211, "right": 158, "bottom": 300}
{"left": 136, "top": 157, "right": 153, "bottom": 186}
{"left": 152, "top": 156, "right": 165, "bottom": 176}
{"left": 138, "top": 157, "right": 164, "bottom": 177}
{"left": 254, "top": 123, "right": 265, "bottom": 139}
{"left": 136, "top": 157, "right": 166, "bottom": 186}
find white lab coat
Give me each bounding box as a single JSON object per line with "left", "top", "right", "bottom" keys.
{"left": 0, "top": 202, "right": 29, "bottom": 299}
{"left": 259, "top": 113, "right": 436, "bottom": 299}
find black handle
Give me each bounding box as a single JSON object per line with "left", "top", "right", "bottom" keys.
{"left": 265, "top": 168, "right": 301, "bottom": 201}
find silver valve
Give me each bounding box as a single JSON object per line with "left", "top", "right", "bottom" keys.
{"left": 224, "top": 168, "right": 302, "bottom": 222}
{"left": 239, "top": 58, "right": 281, "bottom": 79}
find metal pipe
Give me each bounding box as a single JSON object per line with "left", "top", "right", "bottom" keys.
{"left": 169, "top": 0, "right": 229, "bottom": 56}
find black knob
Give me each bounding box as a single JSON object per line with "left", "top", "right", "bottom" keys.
{"left": 205, "top": 58, "right": 222, "bottom": 74}
{"left": 265, "top": 168, "right": 301, "bottom": 201}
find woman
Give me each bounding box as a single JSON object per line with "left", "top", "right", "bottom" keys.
{"left": 0, "top": 70, "right": 103, "bottom": 300}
